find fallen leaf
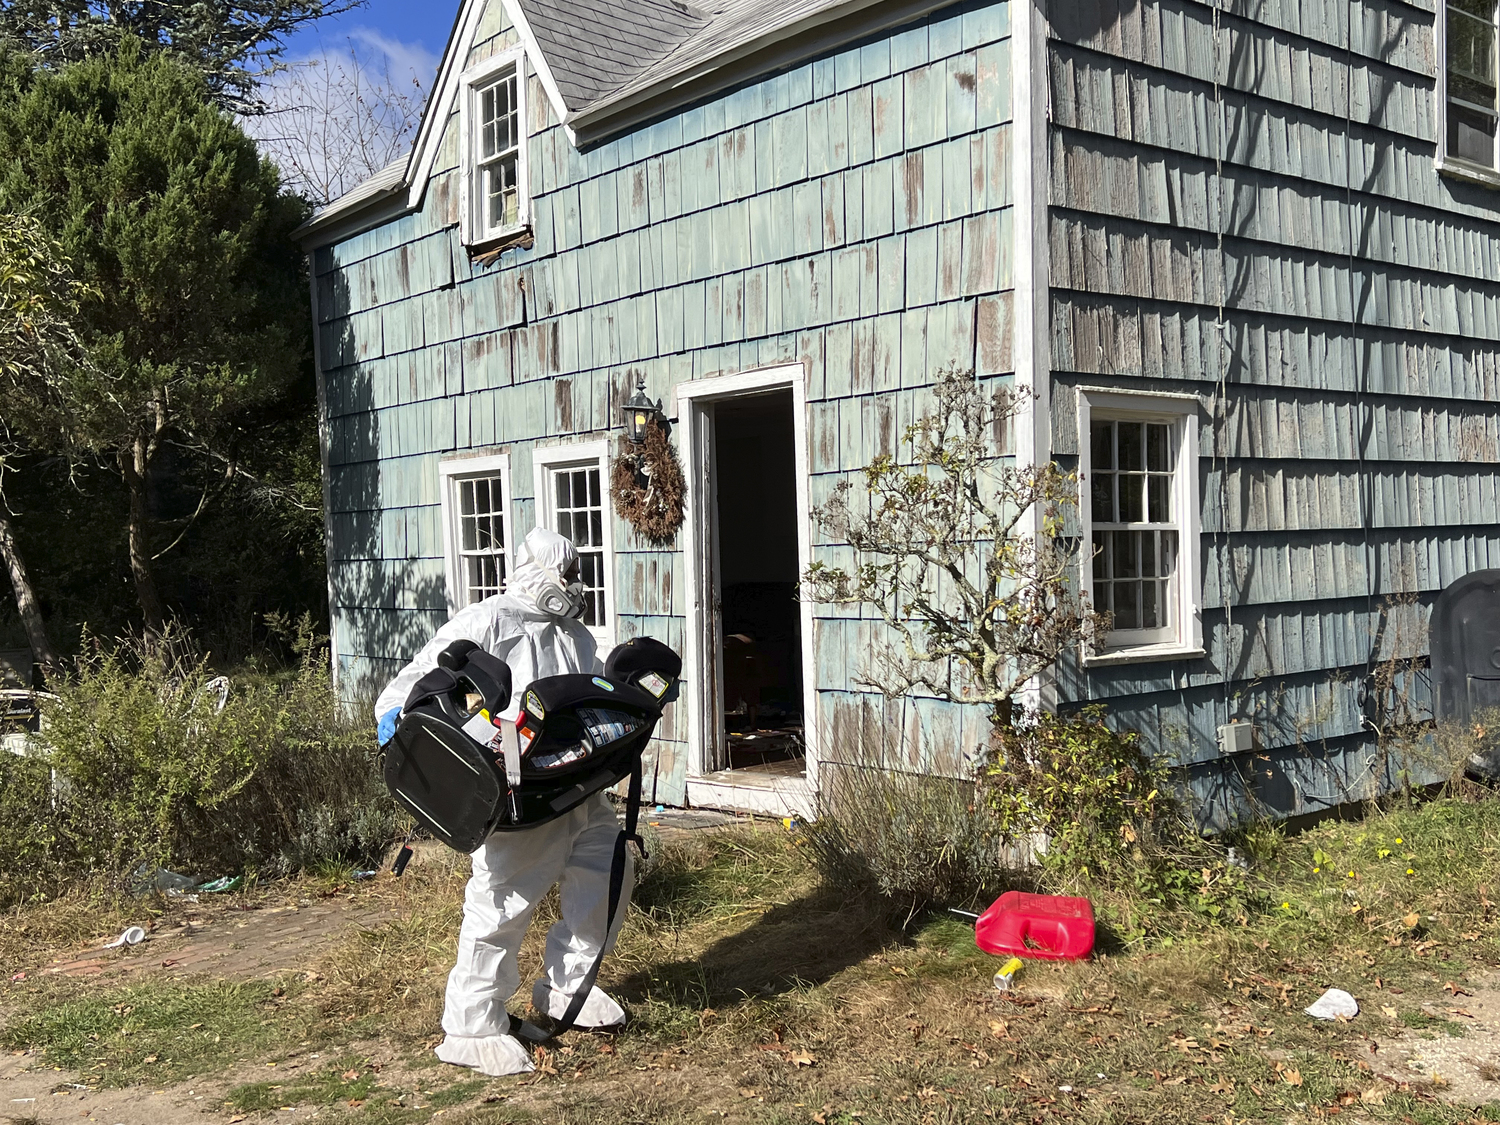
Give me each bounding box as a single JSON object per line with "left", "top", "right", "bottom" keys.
{"left": 229, "top": 1117, "right": 247, "bottom": 1123}
{"left": 142, "top": 1055, "right": 158, "bottom": 1064}
{"left": 1282, "top": 1067, "right": 1303, "bottom": 1087}
{"left": 1444, "top": 981, "right": 1473, "bottom": 997}
{"left": 1381, "top": 1005, "right": 1399, "bottom": 1018}
{"left": 1360, "top": 1084, "right": 1388, "bottom": 1105}
{"left": 1337, "top": 1091, "right": 1359, "bottom": 1105}
{"left": 1449, "top": 1007, "right": 1474, "bottom": 1018}
{"left": 891, "top": 966, "right": 908, "bottom": 976}
{"left": 791, "top": 1051, "right": 817, "bottom": 1067}
{"left": 347, "top": 1099, "right": 364, "bottom": 1108}
{"left": 1402, "top": 913, "right": 1421, "bottom": 929}
{"left": 738, "top": 1087, "right": 759, "bottom": 1099}
{"left": 342, "top": 1069, "right": 360, "bottom": 1080}
{"left": 988, "top": 1020, "right": 1008, "bottom": 1038}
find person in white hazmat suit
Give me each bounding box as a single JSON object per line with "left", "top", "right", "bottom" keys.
{"left": 374, "top": 527, "right": 631, "bottom": 1077}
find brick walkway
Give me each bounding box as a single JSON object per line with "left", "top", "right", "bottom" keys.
{"left": 36, "top": 808, "right": 751, "bottom": 983}
{"left": 43, "top": 896, "right": 393, "bottom": 981}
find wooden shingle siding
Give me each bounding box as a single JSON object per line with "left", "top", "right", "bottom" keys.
{"left": 316, "top": 0, "right": 1017, "bottom": 799}
{"left": 1050, "top": 0, "right": 1500, "bottom": 823}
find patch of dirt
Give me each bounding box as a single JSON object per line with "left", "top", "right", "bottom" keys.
{"left": 0, "top": 1049, "right": 243, "bottom": 1123}
{"left": 1372, "top": 975, "right": 1500, "bottom": 1105}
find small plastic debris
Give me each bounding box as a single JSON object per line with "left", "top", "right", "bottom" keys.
{"left": 130, "top": 863, "right": 198, "bottom": 896}
{"left": 1058, "top": 1085, "right": 1073, "bottom": 1093}
{"left": 655, "top": 804, "right": 665, "bottom": 813}
{"left": 782, "top": 816, "right": 800, "bottom": 831}
{"left": 103, "top": 926, "right": 147, "bottom": 949}
{"left": 992, "top": 956, "right": 1024, "bottom": 992}
{"left": 1227, "top": 846, "right": 1250, "bottom": 869}
{"left": 196, "top": 875, "right": 243, "bottom": 894}
{"left": 351, "top": 870, "right": 377, "bottom": 881}
{"left": 1305, "top": 988, "right": 1359, "bottom": 1021}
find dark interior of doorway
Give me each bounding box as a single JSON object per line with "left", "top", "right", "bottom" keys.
{"left": 713, "top": 391, "right": 805, "bottom": 777}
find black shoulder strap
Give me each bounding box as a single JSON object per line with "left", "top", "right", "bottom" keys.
{"left": 512, "top": 756, "right": 647, "bottom": 1045}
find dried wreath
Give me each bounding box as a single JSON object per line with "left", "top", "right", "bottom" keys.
{"left": 609, "top": 415, "right": 686, "bottom": 544}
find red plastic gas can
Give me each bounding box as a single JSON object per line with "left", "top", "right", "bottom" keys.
{"left": 974, "top": 891, "right": 1095, "bottom": 960}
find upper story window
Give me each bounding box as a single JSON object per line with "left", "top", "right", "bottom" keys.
{"left": 1077, "top": 390, "right": 1203, "bottom": 664}
{"left": 461, "top": 51, "right": 529, "bottom": 245}
{"left": 439, "top": 454, "right": 513, "bottom": 613}
{"left": 1442, "top": 0, "right": 1500, "bottom": 179}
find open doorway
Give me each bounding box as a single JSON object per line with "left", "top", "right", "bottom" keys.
{"left": 710, "top": 390, "right": 806, "bottom": 778}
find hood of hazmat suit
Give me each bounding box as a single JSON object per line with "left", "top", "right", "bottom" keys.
{"left": 374, "top": 526, "right": 628, "bottom": 1077}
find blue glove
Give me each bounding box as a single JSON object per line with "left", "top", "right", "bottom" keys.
{"left": 377, "top": 708, "right": 401, "bottom": 745}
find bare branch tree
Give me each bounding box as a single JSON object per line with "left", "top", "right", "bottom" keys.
{"left": 245, "top": 39, "right": 427, "bottom": 205}
{"left": 803, "top": 366, "right": 1105, "bottom": 723}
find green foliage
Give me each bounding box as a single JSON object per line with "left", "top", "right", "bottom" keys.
{"left": 0, "top": 40, "right": 313, "bottom": 628}
{"left": 985, "top": 706, "right": 1168, "bottom": 880}
{"left": 0, "top": 0, "right": 350, "bottom": 113}
{"left": 0, "top": 41, "right": 308, "bottom": 438}
{"left": 0, "top": 621, "right": 400, "bottom": 905}
{"left": 0, "top": 977, "right": 301, "bottom": 1086}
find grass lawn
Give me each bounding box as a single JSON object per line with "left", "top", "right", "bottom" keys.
{"left": 3, "top": 790, "right": 1500, "bottom": 1123}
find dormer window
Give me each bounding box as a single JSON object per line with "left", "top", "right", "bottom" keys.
{"left": 461, "top": 50, "right": 529, "bottom": 245}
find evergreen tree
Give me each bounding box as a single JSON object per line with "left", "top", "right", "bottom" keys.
{"left": 0, "top": 41, "right": 311, "bottom": 631}
{"left": 0, "top": 0, "right": 356, "bottom": 112}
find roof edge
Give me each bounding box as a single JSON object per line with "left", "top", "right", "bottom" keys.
{"left": 568, "top": 0, "right": 960, "bottom": 146}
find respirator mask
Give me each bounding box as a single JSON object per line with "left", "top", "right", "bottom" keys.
{"left": 532, "top": 568, "right": 587, "bottom": 619}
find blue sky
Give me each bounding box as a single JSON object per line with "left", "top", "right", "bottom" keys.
{"left": 279, "top": 0, "right": 461, "bottom": 86}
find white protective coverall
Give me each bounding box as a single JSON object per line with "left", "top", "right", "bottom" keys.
{"left": 374, "top": 527, "right": 633, "bottom": 1077}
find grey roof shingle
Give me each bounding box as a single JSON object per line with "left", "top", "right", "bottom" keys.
{"left": 517, "top": 0, "right": 854, "bottom": 118}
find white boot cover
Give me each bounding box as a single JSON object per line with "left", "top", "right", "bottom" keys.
{"left": 434, "top": 1033, "right": 534, "bottom": 1076}
{"left": 531, "top": 980, "right": 626, "bottom": 1028}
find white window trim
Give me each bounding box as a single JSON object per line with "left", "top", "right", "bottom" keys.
{"left": 439, "top": 452, "right": 515, "bottom": 616}
{"left": 532, "top": 439, "right": 616, "bottom": 647}
{"left": 458, "top": 47, "right": 531, "bottom": 247}
{"left": 1435, "top": 0, "right": 1500, "bottom": 188}
{"left": 1076, "top": 388, "right": 1204, "bottom": 667}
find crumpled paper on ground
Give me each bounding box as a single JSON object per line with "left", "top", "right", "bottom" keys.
{"left": 1305, "top": 988, "right": 1359, "bottom": 1020}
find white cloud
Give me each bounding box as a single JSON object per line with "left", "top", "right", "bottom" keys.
{"left": 344, "top": 27, "right": 440, "bottom": 87}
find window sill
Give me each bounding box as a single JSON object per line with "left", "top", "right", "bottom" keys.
{"left": 1083, "top": 643, "right": 1206, "bottom": 668}
{"left": 1436, "top": 154, "right": 1500, "bottom": 190}
{"left": 467, "top": 225, "right": 533, "bottom": 265}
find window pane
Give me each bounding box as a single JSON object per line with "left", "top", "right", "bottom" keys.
{"left": 1142, "top": 580, "right": 1158, "bottom": 629}
{"left": 1113, "top": 583, "right": 1140, "bottom": 629}
{"left": 1091, "top": 421, "right": 1114, "bottom": 470}
{"left": 1451, "top": 102, "right": 1500, "bottom": 165}
{"left": 1147, "top": 475, "right": 1170, "bottom": 522}
{"left": 1092, "top": 532, "right": 1108, "bottom": 581}
{"left": 460, "top": 479, "right": 476, "bottom": 516}
{"left": 1091, "top": 473, "right": 1114, "bottom": 523}
{"left": 587, "top": 469, "right": 601, "bottom": 506}
{"left": 1146, "top": 424, "right": 1170, "bottom": 472}
{"left": 589, "top": 509, "right": 603, "bottom": 547}
{"left": 1141, "top": 531, "right": 1156, "bottom": 577}
{"left": 1160, "top": 530, "right": 1178, "bottom": 577}
{"left": 1113, "top": 531, "right": 1139, "bottom": 579}
{"left": 1118, "top": 422, "right": 1144, "bottom": 471}
{"left": 461, "top": 513, "right": 477, "bottom": 551}
{"left": 1118, "top": 474, "right": 1144, "bottom": 522}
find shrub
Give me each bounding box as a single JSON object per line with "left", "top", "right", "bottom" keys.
{"left": 807, "top": 763, "right": 1008, "bottom": 917}
{"left": 983, "top": 706, "right": 1170, "bottom": 884}
{"left": 0, "top": 622, "right": 401, "bottom": 905}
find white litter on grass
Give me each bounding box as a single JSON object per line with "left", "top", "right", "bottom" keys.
{"left": 103, "top": 926, "right": 146, "bottom": 949}
{"left": 1058, "top": 1086, "right": 1073, "bottom": 1093}
{"left": 1305, "top": 988, "right": 1359, "bottom": 1020}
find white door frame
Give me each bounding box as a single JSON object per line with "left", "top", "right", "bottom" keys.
{"left": 677, "top": 363, "right": 819, "bottom": 815}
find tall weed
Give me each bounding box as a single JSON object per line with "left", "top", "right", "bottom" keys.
{"left": 0, "top": 622, "right": 400, "bottom": 905}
